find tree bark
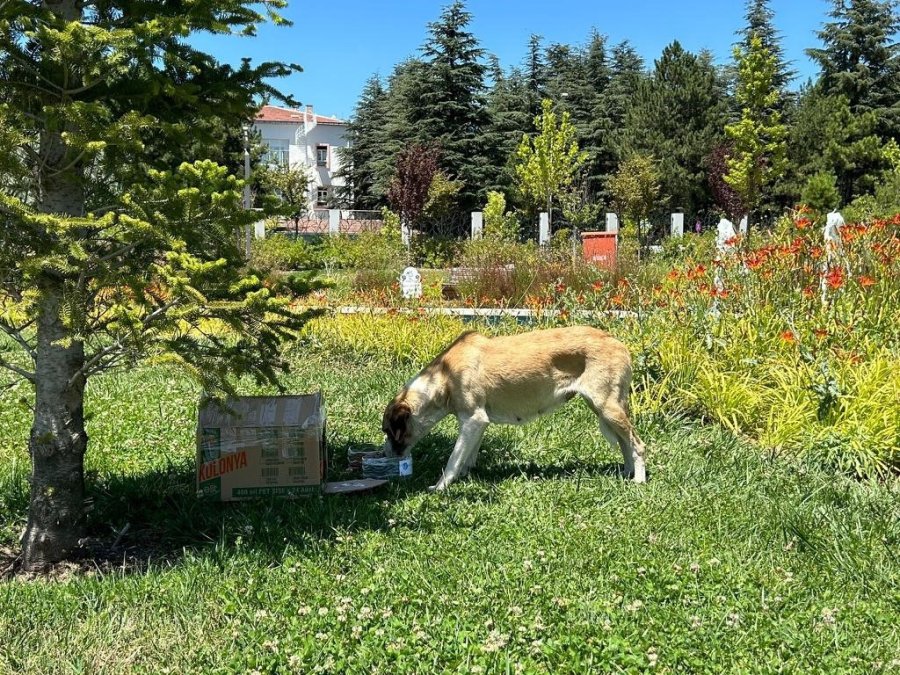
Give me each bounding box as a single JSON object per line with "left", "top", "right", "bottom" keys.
{"left": 21, "top": 283, "right": 88, "bottom": 570}
{"left": 22, "top": 9, "right": 89, "bottom": 564}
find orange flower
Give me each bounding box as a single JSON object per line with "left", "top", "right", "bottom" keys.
{"left": 666, "top": 269, "right": 680, "bottom": 281}
{"left": 555, "top": 282, "right": 567, "bottom": 293}
{"left": 858, "top": 275, "right": 876, "bottom": 287}
{"left": 780, "top": 330, "right": 797, "bottom": 344}
{"left": 591, "top": 280, "right": 603, "bottom": 292}
{"left": 814, "top": 328, "right": 829, "bottom": 339}
{"left": 824, "top": 267, "right": 845, "bottom": 290}
{"left": 795, "top": 218, "right": 812, "bottom": 230}
{"left": 745, "top": 254, "right": 764, "bottom": 270}
{"left": 686, "top": 264, "right": 707, "bottom": 280}
{"left": 802, "top": 285, "right": 816, "bottom": 298}
{"left": 611, "top": 293, "right": 624, "bottom": 306}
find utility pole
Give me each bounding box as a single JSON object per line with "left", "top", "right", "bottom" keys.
{"left": 243, "top": 124, "right": 252, "bottom": 259}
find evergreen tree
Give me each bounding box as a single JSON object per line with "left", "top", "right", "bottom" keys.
{"left": 483, "top": 57, "right": 532, "bottom": 194}
{"left": 622, "top": 42, "right": 729, "bottom": 215}
{"left": 604, "top": 42, "right": 647, "bottom": 186}
{"left": 807, "top": 0, "right": 900, "bottom": 140}
{"left": 737, "top": 0, "right": 796, "bottom": 94}
{"left": 582, "top": 31, "right": 618, "bottom": 200}
{"left": 415, "top": 0, "right": 490, "bottom": 211}
{"left": 524, "top": 34, "right": 549, "bottom": 120}
{"left": 0, "top": 0, "right": 309, "bottom": 569}
{"left": 370, "top": 59, "right": 428, "bottom": 203}
{"left": 724, "top": 35, "right": 788, "bottom": 221}
{"left": 786, "top": 84, "right": 887, "bottom": 202}
{"left": 337, "top": 75, "right": 388, "bottom": 209}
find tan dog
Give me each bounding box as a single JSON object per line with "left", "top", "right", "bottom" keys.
{"left": 382, "top": 326, "right": 647, "bottom": 491}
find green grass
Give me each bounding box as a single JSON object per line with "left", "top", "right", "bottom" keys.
{"left": 1, "top": 346, "right": 899, "bottom": 673}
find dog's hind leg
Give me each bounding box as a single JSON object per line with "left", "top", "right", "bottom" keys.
{"left": 431, "top": 413, "right": 488, "bottom": 492}
{"left": 461, "top": 446, "right": 480, "bottom": 477}
{"left": 602, "top": 402, "right": 646, "bottom": 483}
{"left": 583, "top": 392, "right": 646, "bottom": 483}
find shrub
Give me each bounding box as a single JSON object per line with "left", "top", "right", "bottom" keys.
{"left": 483, "top": 191, "right": 519, "bottom": 242}
{"left": 249, "top": 234, "right": 311, "bottom": 272}
{"left": 801, "top": 171, "right": 841, "bottom": 218}
{"left": 410, "top": 236, "right": 462, "bottom": 268}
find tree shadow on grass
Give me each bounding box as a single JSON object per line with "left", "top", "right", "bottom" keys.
{"left": 2, "top": 432, "right": 634, "bottom": 578}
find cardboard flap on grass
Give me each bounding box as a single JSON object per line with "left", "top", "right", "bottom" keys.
{"left": 196, "top": 392, "right": 326, "bottom": 501}
{"left": 323, "top": 479, "right": 388, "bottom": 495}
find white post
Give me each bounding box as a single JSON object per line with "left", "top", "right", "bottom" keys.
{"left": 605, "top": 212, "right": 619, "bottom": 234}
{"left": 401, "top": 221, "right": 411, "bottom": 248}
{"left": 471, "top": 211, "right": 483, "bottom": 240}
{"left": 254, "top": 220, "right": 266, "bottom": 239}
{"left": 739, "top": 215, "right": 748, "bottom": 235}
{"left": 328, "top": 209, "right": 340, "bottom": 235}
{"left": 670, "top": 212, "right": 684, "bottom": 238}
{"left": 539, "top": 212, "right": 550, "bottom": 246}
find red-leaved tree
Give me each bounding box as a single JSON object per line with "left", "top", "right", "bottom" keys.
{"left": 707, "top": 143, "right": 747, "bottom": 220}
{"left": 387, "top": 144, "right": 441, "bottom": 228}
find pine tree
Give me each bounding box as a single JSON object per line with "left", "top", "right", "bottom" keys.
{"left": 786, "top": 84, "right": 887, "bottom": 202}
{"left": 582, "top": 31, "right": 618, "bottom": 200}
{"left": 604, "top": 42, "right": 647, "bottom": 184}
{"left": 415, "top": 0, "right": 490, "bottom": 211}
{"left": 524, "top": 34, "right": 549, "bottom": 120}
{"left": 622, "top": 42, "right": 729, "bottom": 215}
{"left": 483, "top": 57, "right": 532, "bottom": 195}
{"left": 370, "top": 59, "right": 429, "bottom": 203}
{"left": 737, "top": 0, "right": 796, "bottom": 94}
{"left": 0, "top": 0, "right": 310, "bottom": 569}
{"left": 807, "top": 0, "right": 900, "bottom": 140}
{"left": 724, "top": 35, "right": 788, "bottom": 221}
{"left": 337, "top": 75, "right": 388, "bottom": 208}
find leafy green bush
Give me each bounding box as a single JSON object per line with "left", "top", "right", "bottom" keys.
{"left": 483, "top": 191, "right": 519, "bottom": 242}
{"left": 249, "top": 234, "right": 311, "bottom": 272}
{"left": 410, "top": 236, "right": 461, "bottom": 268}
{"left": 801, "top": 171, "right": 841, "bottom": 218}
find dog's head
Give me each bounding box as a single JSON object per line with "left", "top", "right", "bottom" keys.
{"left": 382, "top": 397, "right": 413, "bottom": 457}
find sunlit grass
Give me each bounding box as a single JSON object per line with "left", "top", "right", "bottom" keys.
{"left": 1, "top": 342, "right": 898, "bottom": 673}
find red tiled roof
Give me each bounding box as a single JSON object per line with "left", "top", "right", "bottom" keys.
{"left": 255, "top": 105, "right": 345, "bottom": 125}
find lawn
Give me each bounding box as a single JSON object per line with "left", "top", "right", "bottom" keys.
{"left": 1, "top": 335, "right": 898, "bottom": 674}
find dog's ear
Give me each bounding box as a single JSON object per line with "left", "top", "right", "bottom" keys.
{"left": 391, "top": 402, "right": 411, "bottom": 441}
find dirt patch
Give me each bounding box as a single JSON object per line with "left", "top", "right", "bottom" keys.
{"left": 0, "top": 535, "right": 177, "bottom": 581}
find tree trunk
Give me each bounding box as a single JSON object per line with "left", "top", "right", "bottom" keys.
{"left": 22, "top": 71, "right": 89, "bottom": 567}
{"left": 21, "top": 284, "right": 88, "bottom": 570}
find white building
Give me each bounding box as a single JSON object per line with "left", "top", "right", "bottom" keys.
{"left": 253, "top": 104, "right": 349, "bottom": 214}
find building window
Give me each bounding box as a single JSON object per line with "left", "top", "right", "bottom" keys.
{"left": 263, "top": 139, "right": 289, "bottom": 166}
{"left": 316, "top": 144, "right": 328, "bottom": 167}
{"left": 316, "top": 186, "right": 329, "bottom": 206}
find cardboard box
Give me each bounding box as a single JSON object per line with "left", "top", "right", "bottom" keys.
{"left": 196, "top": 393, "right": 326, "bottom": 501}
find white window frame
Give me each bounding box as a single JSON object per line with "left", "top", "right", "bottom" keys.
{"left": 316, "top": 144, "right": 329, "bottom": 168}
{"left": 263, "top": 138, "right": 290, "bottom": 166}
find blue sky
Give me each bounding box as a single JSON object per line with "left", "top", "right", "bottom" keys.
{"left": 192, "top": 0, "right": 832, "bottom": 121}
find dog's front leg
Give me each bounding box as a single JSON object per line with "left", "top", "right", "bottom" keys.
{"left": 431, "top": 413, "right": 488, "bottom": 492}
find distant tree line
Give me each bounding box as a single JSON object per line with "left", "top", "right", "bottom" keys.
{"left": 337, "top": 0, "right": 900, "bottom": 232}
